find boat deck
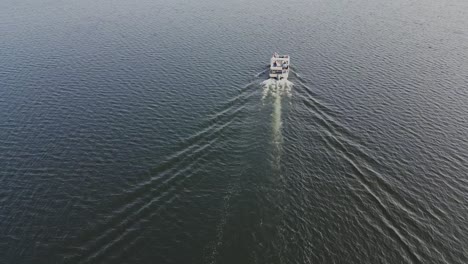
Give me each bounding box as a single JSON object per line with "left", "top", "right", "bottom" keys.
{"left": 269, "top": 53, "right": 290, "bottom": 80}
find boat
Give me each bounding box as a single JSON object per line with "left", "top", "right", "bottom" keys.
{"left": 269, "top": 52, "right": 290, "bottom": 80}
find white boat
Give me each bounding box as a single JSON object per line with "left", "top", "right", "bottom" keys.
{"left": 269, "top": 53, "right": 290, "bottom": 80}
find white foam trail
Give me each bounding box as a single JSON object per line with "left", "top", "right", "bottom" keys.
{"left": 261, "top": 79, "right": 293, "bottom": 170}
{"left": 272, "top": 84, "right": 282, "bottom": 147}
{"left": 261, "top": 79, "right": 293, "bottom": 100}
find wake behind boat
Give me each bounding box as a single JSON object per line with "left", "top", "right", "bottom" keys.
{"left": 269, "top": 52, "right": 290, "bottom": 80}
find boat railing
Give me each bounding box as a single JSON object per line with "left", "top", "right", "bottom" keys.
{"left": 270, "top": 69, "right": 288, "bottom": 74}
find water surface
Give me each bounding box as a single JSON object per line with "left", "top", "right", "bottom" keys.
{"left": 1, "top": 0, "right": 468, "bottom": 263}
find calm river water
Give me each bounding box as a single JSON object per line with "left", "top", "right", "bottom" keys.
{"left": 1, "top": 0, "right": 468, "bottom": 263}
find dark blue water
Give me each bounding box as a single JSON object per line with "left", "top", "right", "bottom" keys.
{"left": 1, "top": 0, "right": 468, "bottom": 263}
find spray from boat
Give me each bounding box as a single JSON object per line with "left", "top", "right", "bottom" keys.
{"left": 262, "top": 79, "right": 292, "bottom": 173}
{"left": 262, "top": 79, "right": 293, "bottom": 145}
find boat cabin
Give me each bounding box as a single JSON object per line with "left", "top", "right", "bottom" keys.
{"left": 269, "top": 53, "right": 290, "bottom": 80}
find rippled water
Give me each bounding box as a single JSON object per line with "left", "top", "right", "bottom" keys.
{"left": 1, "top": 0, "right": 468, "bottom": 263}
